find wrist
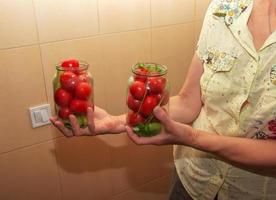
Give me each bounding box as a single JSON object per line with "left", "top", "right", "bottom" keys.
{"left": 110, "top": 114, "right": 127, "bottom": 134}
{"left": 183, "top": 125, "right": 200, "bottom": 148}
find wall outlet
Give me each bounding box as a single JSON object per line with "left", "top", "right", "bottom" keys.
{"left": 29, "top": 104, "right": 52, "bottom": 128}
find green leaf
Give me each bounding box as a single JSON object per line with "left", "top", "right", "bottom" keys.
{"left": 145, "top": 122, "right": 162, "bottom": 136}
{"left": 62, "top": 119, "right": 72, "bottom": 129}
{"left": 76, "top": 115, "right": 88, "bottom": 128}
{"left": 133, "top": 122, "right": 162, "bottom": 137}
{"left": 138, "top": 62, "right": 145, "bottom": 67}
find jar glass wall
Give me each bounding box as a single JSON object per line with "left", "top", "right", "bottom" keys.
{"left": 53, "top": 60, "right": 94, "bottom": 129}
{"left": 126, "top": 62, "right": 170, "bottom": 136}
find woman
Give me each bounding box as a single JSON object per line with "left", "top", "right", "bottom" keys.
{"left": 51, "top": 0, "right": 276, "bottom": 199}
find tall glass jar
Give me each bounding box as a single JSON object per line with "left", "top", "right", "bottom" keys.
{"left": 126, "top": 62, "right": 170, "bottom": 136}
{"left": 53, "top": 59, "right": 94, "bottom": 129}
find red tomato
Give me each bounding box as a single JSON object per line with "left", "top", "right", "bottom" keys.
{"left": 160, "top": 91, "right": 169, "bottom": 106}
{"left": 61, "top": 59, "right": 79, "bottom": 68}
{"left": 75, "top": 82, "right": 92, "bottom": 100}
{"left": 54, "top": 88, "right": 73, "bottom": 107}
{"left": 155, "top": 94, "right": 161, "bottom": 104}
{"left": 60, "top": 71, "right": 79, "bottom": 92}
{"left": 78, "top": 74, "right": 89, "bottom": 82}
{"left": 148, "top": 77, "right": 166, "bottom": 94}
{"left": 141, "top": 95, "right": 158, "bottom": 116}
{"left": 127, "top": 111, "right": 145, "bottom": 126}
{"left": 58, "top": 107, "right": 72, "bottom": 119}
{"left": 70, "top": 99, "right": 90, "bottom": 114}
{"left": 134, "top": 67, "right": 148, "bottom": 82}
{"left": 155, "top": 91, "right": 169, "bottom": 106}
{"left": 129, "top": 81, "right": 146, "bottom": 100}
{"left": 127, "top": 94, "right": 141, "bottom": 112}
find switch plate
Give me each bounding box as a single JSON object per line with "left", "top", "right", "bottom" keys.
{"left": 29, "top": 104, "right": 52, "bottom": 128}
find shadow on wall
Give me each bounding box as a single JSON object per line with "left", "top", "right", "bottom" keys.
{"left": 50, "top": 133, "right": 173, "bottom": 194}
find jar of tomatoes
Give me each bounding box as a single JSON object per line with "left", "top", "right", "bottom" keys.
{"left": 53, "top": 59, "right": 94, "bottom": 129}
{"left": 126, "top": 62, "right": 170, "bottom": 136}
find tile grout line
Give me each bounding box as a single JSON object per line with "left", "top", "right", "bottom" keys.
{"left": 150, "top": 0, "right": 153, "bottom": 61}
{"left": 0, "top": 135, "right": 63, "bottom": 156}
{"left": 96, "top": 0, "right": 101, "bottom": 35}
{"left": 30, "top": 0, "right": 49, "bottom": 104}
{"left": 52, "top": 145, "right": 64, "bottom": 200}
{"left": 0, "top": 21, "right": 195, "bottom": 52}
{"left": 112, "top": 174, "right": 172, "bottom": 198}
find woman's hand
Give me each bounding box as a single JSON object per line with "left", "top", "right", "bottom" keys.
{"left": 50, "top": 106, "right": 126, "bottom": 137}
{"left": 126, "top": 106, "right": 198, "bottom": 146}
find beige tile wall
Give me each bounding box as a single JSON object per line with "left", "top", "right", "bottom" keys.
{"left": 0, "top": 0, "right": 211, "bottom": 199}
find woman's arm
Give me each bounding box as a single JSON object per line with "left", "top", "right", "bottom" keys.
{"left": 127, "top": 106, "right": 276, "bottom": 168}
{"left": 168, "top": 53, "right": 204, "bottom": 124}
{"left": 193, "top": 129, "right": 276, "bottom": 168}
{"left": 126, "top": 53, "right": 276, "bottom": 168}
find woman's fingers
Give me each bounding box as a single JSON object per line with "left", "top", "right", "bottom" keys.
{"left": 125, "top": 126, "right": 166, "bottom": 145}
{"left": 69, "top": 115, "right": 82, "bottom": 136}
{"left": 125, "top": 126, "right": 150, "bottom": 145}
{"left": 87, "top": 107, "right": 96, "bottom": 135}
{"left": 50, "top": 117, "right": 74, "bottom": 137}
{"left": 153, "top": 106, "right": 175, "bottom": 131}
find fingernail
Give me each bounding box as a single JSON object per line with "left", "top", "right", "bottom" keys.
{"left": 153, "top": 106, "right": 160, "bottom": 113}
{"left": 125, "top": 125, "right": 131, "bottom": 131}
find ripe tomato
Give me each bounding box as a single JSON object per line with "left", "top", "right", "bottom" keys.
{"left": 61, "top": 58, "right": 79, "bottom": 68}
{"left": 60, "top": 71, "right": 79, "bottom": 92}
{"left": 155, "top": 91, "right": 169, "bottom": 106}
{"left": 78, "top": 74, "right": 89, "bottom": 82}
{"left": 141, "top": 95, "right": 158, "bottom": 116}
{"left": 127, "top": 111, "right": 145, "bottom": 126}
{"left": 127, "top": 94, "right": 141, "bottom": 112}
{"left": 54, "top": 88, "right": 73, "bottom": 107}
{"left": 58, "top": 107, "right": 72, "bottom": 119}
{"left": 129, "top": 81, "right": 146, "bottom": 100}
{"left": 148, "top": 77, "right": 166, "bottom": 94}
{"left": 134, "top": 67, "right": 148, "bottom": 82}
{"left": 75, "top": 82, "right": 92, "bottom": 100}
{"left": 70, "top": 99, "right": 90, "bottom": 114}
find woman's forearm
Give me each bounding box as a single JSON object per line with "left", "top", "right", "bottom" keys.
{"left": 192, "top": 128, "right": 276, "bottom": 167}
{"left": 169, "top": 95, "right": 202, "bottom": 124}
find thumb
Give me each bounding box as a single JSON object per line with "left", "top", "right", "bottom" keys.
{"left": 153, "top": 106, "right": 174, "bottom": 130}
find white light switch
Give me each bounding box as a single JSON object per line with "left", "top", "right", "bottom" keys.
{"left": 29, "top": 104, "right": 52, "bottom": 128}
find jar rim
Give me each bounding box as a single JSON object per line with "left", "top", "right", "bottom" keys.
{"left": 55, "top": 60, "right": 89, "bottom": 71}
{"left": 131, "top": 62, "right": 167, "bottom": 77}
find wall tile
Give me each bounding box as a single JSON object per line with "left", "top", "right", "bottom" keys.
{"left": 110, "top": 141, "right": 173, "bottom": 195}
{"left": 152, "top": 24, "right": 196, "bottom": 95}
{"left": 101, "top": 30, "right": 151, "bottom": 115}
{"left": 0, "top": 0, "right": 38, "bottom": 49}
{"left": 0, "top": 141, "right": 61, "bottom": 200}
{"left": 54, "top": 136, "right": 112, "bottom": 200}
{"left": 195, "top": 0, "right": 212, "bottom": 20}
{"left": 33, "top": 0, "right": 99, "bottom": 43}
{"left": 151, "top": 0, "right": 195, "bottom": 27}
{"left": 0, "top": 46, "right": 58, "bottom": 153}
{"left": 112, "top": 175, "right": 172, "bottom": 200}
{"left": 99, "top": 0, "right": 150, "bottom": 34}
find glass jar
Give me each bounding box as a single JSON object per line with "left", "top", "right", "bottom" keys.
{"left": 53, "top": 59, "right": 94, "bottom": 129}
{"left": 126, "top": 62, "right": 170, "bottom": 136}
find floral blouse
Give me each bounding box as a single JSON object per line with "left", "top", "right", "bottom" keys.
{"left": 174, "top": 0, "right": 276, "bottom": 199}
